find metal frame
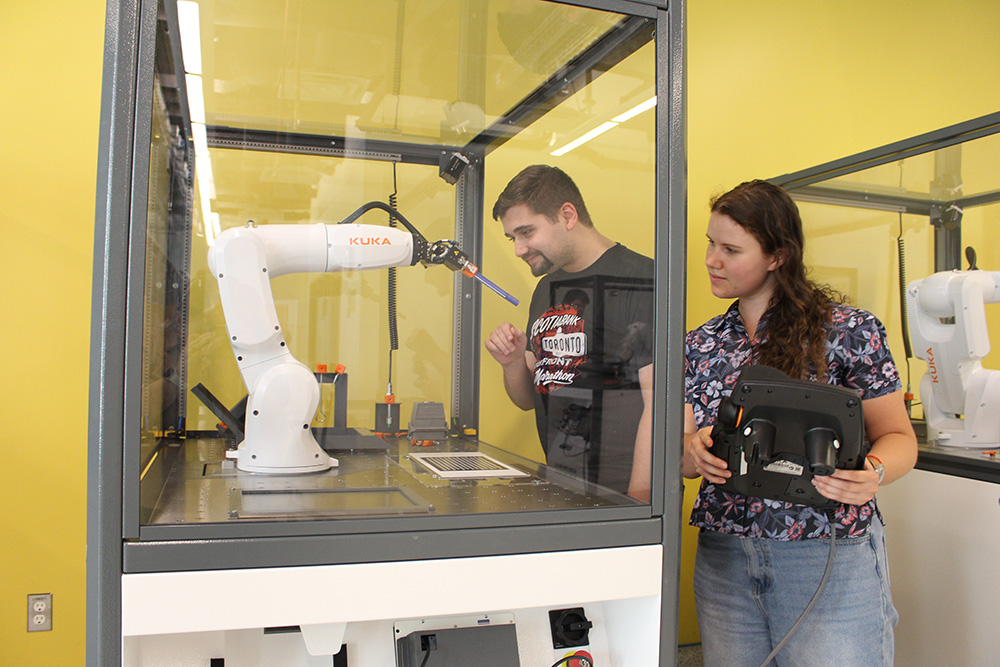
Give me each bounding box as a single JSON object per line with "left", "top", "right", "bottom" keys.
{"left": 657, "top": 6, "right": 687, "bottom": 663}
{"left": 205, "top": 126, "right": 454, "bottom": 165}
{"left": 771, "top": 111, "right": 1000, "bottom": 271}
{"left": 88, "top": 1, "right": 141, "bottom": 663}
{"left": 452, "top": 164, "right": 485, "bottom": 432}
{"left": 770, "top": 111, "right": 1000, "bottom": 191}
{"left": 87, "top": 0, "right": 686, "bottom": 664}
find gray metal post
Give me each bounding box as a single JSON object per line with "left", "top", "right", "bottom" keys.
{"left": 930, "top": 144, "right": 963, "bottom": 271}
{"left": 88, "top": 0, "right": 142, "bottom": 663}
{"left": 452, "top": 163, "right": 485, "bottom": 434}
{"left": 658, "top": 1, "right": 686, "bottom": 663}
{"left": 450, "top": 0, "right": 488, "bottom": 434}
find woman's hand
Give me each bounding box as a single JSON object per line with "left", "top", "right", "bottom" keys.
{"left": 810, "top": 457, "right": 879, "bottom": 505}
{"left": 684, "top": 425, "right": 731, "bottom": 483}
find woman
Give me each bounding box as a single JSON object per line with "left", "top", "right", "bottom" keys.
{"left": 684, "top": 180, "right": 917, "bottom": 666}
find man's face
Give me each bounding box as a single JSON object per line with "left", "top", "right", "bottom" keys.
{"left": 500, "top": 203, "right": 571, "bottom": 277}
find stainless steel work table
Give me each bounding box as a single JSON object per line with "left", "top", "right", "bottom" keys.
{"left": 146, "top": 435, "right": 638, "bottom": 527}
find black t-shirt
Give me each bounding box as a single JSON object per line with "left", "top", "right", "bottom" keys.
{"left": 527, "top": 244, "right": 654, "bottom": 493}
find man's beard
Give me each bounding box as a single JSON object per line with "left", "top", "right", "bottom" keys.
{"left": 525, "top": 252, "right": 553, "bottom": 276}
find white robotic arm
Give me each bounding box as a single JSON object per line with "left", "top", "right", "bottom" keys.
{"left": 208, "top": 220, "right": 420, "bottom": 473}
{"left": 206, "top": 200, "right": 518, "bottom": 474}
{"left": 907, "top": 269, "right": 1000, "bottom": 447}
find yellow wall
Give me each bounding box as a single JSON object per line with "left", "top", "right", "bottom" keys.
{"left": 0, "top": 0, "right": 106, "bottom": 664}
{"left": 3, "top": 1, "right": 1000, "bottom": 663}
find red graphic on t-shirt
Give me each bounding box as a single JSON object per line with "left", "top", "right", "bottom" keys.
{"left": 531, "top": 303, "right": 588, "bottom": 395}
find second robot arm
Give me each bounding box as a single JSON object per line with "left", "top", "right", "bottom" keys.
{"left": 907, "top": 269, "right": 1000, "bottom": 447}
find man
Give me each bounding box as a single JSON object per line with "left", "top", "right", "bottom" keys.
{"left": 485, "top": 165, "right": 654, "bottom": 500}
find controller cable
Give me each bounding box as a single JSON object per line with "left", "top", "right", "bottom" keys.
{"left": 757, "top": 509, "right": 837, "bottom": 667}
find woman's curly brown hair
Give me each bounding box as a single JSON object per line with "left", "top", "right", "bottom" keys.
{"left": 710, "top": 180, "right": 846, "bottom": 380}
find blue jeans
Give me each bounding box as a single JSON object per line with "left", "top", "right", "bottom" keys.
{"left": 693, "top": 518, "right": 897, "bottom": 666}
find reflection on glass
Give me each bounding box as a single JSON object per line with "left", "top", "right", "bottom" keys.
{"left": 482, "top": 165, "right": 654, "bottom": 498}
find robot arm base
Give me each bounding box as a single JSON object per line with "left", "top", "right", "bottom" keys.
{"left": 923, "top": 368, "right": 1000, "bottom": 448}
{"left": 236, "top": 361, "right": 336, "bottom": 473}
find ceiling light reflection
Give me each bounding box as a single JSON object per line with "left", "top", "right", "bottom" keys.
{"left": 612, "top": 96, "right": 656, "bottom": 123}
{"left": 550, "top": 96, "right": 656, "bottom": 157}
{"left": 550, "top": 121, "right": 618, "bottom": 157}
{"left": 177, "top": 1, "right": 202, "bottom": 75}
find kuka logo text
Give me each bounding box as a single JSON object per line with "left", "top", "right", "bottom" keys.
{"left": 349, "top": 237, "right": 392, "bottom": 246}
{"left": 926, "top": 346, "right": 938, "bottom": 382}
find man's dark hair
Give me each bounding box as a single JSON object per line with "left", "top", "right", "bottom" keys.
{"left": 492, "top": 164, "right": 593, "bottom": 226}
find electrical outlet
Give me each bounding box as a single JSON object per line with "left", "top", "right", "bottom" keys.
{"left": 28, "top": 594, "right": 52, "bottom": 632}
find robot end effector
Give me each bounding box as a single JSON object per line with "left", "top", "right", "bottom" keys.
{"left": 907, "top": 268, "right": 1000, "bottom": 448}
{"left": 338, "top": 201, "right": 518, "bottom": 306}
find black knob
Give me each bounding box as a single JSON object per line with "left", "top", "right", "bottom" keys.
{"left": 717, "top": 397, "right": 741, "bottom": 428}
{"left": 805, "top": 427, "right": 838, "bottom": 476}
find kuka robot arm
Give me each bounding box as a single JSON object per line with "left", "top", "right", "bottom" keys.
{"left": 208, "top": 222, "right": 418, "bottom": 392}
{"left": 205, "top": 201, "right": 514, "bottom": 473}
{"left": 206, "top": 220, "right": 421, "bottom": 473}
{"left": 907, "top": 270, "right": 1000, "bottom": 447}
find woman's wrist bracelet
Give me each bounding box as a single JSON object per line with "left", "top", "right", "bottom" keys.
{"left": 866, "top": 455, "right": 885, "bottom": 485}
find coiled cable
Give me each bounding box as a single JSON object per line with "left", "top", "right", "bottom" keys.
{"left": 897, "top": 216, "right": 913, "bottom": 360}
{"left": 387, "top": 162, "right": 400, "bottom": 393}
{"left": 898, "top": 213, "right": 914, "bottom": 413}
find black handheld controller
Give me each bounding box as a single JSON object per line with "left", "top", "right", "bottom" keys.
{"left": 708, "top": 365, "right": 868, "bottom": 508}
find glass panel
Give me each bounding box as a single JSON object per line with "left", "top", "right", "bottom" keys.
{"left": 138, "top": 68, "right": 192, "bottom": 475}
{"left": 139, "top": 0, "right": 656, "bottom": 528}
{"left": 481, "top": 39, "right": 657, "bottom": 495}
{"left": 196, "top": 0, "right": 621, "bottom": 142}
{"left": 780, "top": 120, "right": 1000, "bottom": 465}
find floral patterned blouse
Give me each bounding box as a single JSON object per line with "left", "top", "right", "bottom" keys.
{"left": 685, "top": 301, "right": 901, "bottom": 540}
